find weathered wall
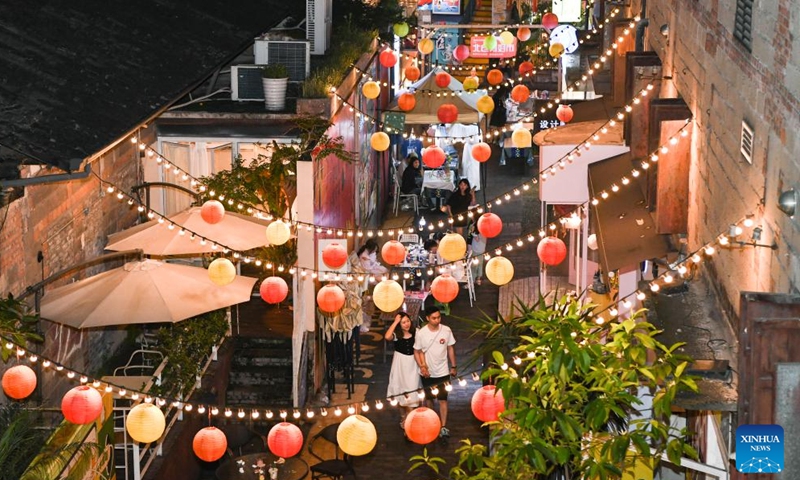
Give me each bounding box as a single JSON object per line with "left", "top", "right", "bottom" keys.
{"left": 646, "top": 0, "right": 800, "bottom": 324}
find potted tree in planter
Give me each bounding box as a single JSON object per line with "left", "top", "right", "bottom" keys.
{"left": 261, "top": 64, "right": 289, "bottom": 111}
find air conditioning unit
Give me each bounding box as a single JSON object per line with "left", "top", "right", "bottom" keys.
{"left": 306, "top": 0, "right": 332, "bottom": 55}
{"left": 254, "top": 40, "right": 310, "bottom": 82}
{"left": 231, "top": 65, "right": 266, "bottom": 101}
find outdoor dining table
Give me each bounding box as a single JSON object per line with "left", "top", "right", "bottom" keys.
{"left": 422, "top": 169, "right": 456, "bottom": 209}
{"left": 215, "top": 453, "right": 308, "bottom": 480}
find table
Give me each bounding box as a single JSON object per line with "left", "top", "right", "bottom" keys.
{"left": 216, "top": 453, "right": 308, "bottom": 480}
{"left": 422, "top": 170, "right": 456, "bottom": 191}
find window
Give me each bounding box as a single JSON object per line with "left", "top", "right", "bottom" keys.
{"left": 733, "top": 0, "right": 753, "bottom": 51}
{"left": 740, "top": 120, "right": 754, "bottom": 164}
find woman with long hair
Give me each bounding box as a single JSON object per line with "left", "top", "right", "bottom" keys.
{"left": 442, "top": 178, "right": 476, "bottom": 236}
{"left": 385, "top": 311, "right": 421, "bottom": 429}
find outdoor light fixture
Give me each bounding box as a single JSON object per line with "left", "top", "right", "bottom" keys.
{"left": 778, "top": 188, "right": 798, "bottom": 217}
{"left": 660, "top": 24, "right": 669, "bottom": 37}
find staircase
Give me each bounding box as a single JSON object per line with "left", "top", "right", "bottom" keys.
{"left": 458, "top": 1, "right": 497, "bottom": 82}
{"left": 225, "top": 336, "right": 293, "bottom": 408}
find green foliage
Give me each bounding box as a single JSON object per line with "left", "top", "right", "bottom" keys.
{"left": 152, "top": 309, "right": 229, "bottom": 397}
{"left": 261, "top": 64, "right": 289, "bottom": 79}
{"left": 302, "top": 22, "right": 377, "bottom": 98}
{"left": 22, "top": 440, "right": 111, "bottom": 480}
{"left": 0, "top": 404, "right": 48, "bottom": 480}
{"left": 418, "top": 295, "right": 698, "bottom": 480}
{"left": 0, "top": 294, "right": 42, "bottom": 361}
{"left": 333, "top": 0, "right": 403, "bottom": 42}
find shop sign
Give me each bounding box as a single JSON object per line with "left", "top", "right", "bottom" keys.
{"left": 469, "top": 36, "right": 517, "bottom": 58}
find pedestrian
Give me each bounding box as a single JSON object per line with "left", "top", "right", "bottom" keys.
{"left": 414, "top": 305, "right": 457, "bottom": 438}
{"left": 385, "top": 311, "right": 422, "bottom": 430}
{"left": 469, "top": 229, "right": 487, "bottom": 286}
{"left": 357, "top": 239, "right": 388, "bottom": 276}
{"left": 441, "top": 178, "right": 476, "bottom": 236}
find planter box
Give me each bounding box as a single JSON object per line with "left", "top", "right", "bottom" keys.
{"left": 262, "top": 77, "right": 288, "bottom": 111}
{"left": 297, "top": 97, "right": 332, "bottom": 118}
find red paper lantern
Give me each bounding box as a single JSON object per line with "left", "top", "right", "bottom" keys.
{"left": 542, "top": 12, "right": 559, "bottom": 29}
{"left": 537, "top": 236, "right": 567, "bottom": 266}
{"left": 430, "top": 274, "right": 459, "bottom": 303}
{"left": 381, "top": 240, "right": 407, "bottom": 266}
{"left": 517, "top": 27, "right": 532, "bottom": 41}
{"left": 193, "top": 426, "right": 228, "bottom": 462}
{"left": 422, "top": 146, "right": 446, "bottom": 168}
{"left": 200, "top": 200, "right": 225, "bottom": 224}
{"left": 260, "top": 276, "right": 289, "bottom": 304}
{"left": 2, "top": 365, "right": 36, "bottom": 400}
{"left": 435, "top": 72, "right": 451, "bottom": 88}
{"left": 471, "top": 385, "right": 505, "bottom": 422}
{"left": 61, "top": 386, "right": 103, "bottom": 424}
{"left": 405, "top": 65, "right": 421, "bottom": 81}
{"left": 398, "top": 93, "right": 416, "bottom": 112}
{"left": 556, "top": 104, "right": 574, "bottom": 123}
{"left": 486, "top": 69, "right": 503, "bottom": 86}
{"left": 267, "top": 422, "right": 304, "bottom": 458}
{"left": 518, "top": 61, "right": 534, "bottom": 76}
{"left": 453, "top": 45, "right": 470, "bottom": 62}
{"left": 477, "top": 213, "right": 503, "bottom": 238}
{"left": 511, "top": 85, "right": 530, "bottom": 103}
{"left": 437, "top": 104, "right": 459, "bottom": 124}
{"left": 322, "top": 243, "right": 348, "bottom": 269}
{"left": 404, "top": 407, "right": 441, "bottom": 445}
{"left": 471, "top": 142, "right": 492, "bottom": 163}
{"left": 379, "top": 49, "right": 397, "bottom": 68}
{"left": 317, "top": 284, "right": 345, "bottom": 314}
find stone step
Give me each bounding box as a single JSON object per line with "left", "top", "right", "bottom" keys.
{"left": 225, "top": 385, "right": 293, "bottom": 407}
{"left": 234, "top": 336, "right": 293, "bottom": 349}
{"left": 232, "top": 348, "right": 293, "bottom": 368}
{"left": 228, "top": 365, "right": 293, "bottom": 387}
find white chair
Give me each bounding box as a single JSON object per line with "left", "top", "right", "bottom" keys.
{"left": 398, "top": 233, "right": 420, "bottom": 245}
{"left": 393, "top": 169, "right": 419, "bottom": 216}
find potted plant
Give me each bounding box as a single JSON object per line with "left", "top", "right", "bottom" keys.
{"left": 261, "top": 64, "right": 289, "bottom": 111}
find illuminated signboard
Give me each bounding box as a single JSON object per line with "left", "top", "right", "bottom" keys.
{"left": 469, "top": 36, "right": 517, "bottom": 58}
{"left": 418, "top": 0, "right": 462, "bottom": 15}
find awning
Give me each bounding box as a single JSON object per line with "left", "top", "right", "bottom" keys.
{"left": 588, "top": 153, "right": 670, "bottom": 272}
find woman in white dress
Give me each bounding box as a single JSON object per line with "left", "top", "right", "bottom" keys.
{"left": 385, "top": 311, "right": 421, "bottom": 430}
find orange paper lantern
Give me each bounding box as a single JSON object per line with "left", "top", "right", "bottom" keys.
{"left": 549, "top": 42, "right": 565, "bottom": 58}
{"left": 518, "top": 61, "right": 534, "bottom": 76}
{"left": 439, "top": 232, "right": 467, "bottom": 262}
{"left": 2, "top": 365, "right": 36, "bottom": 400}
{"left": 511, "top": 128, "right": 532, "bottom": 148}
{"left": 62, "top": 386, "right": 103, "bottom": 424}
{"left": 486, "top": 69, "right": 503, "bottom": 86}
{"left": 260, "top": 276, "right": 289, "bottom": 304}
{"left": 370, "top": 132, "right": 391, "bottom": 152}
{"left": 453, "top": 45, "right": 470, "bottom": 62}
{"left": 431, "top": 274, "right": 459, "bottom": 303}
{"left": 422, "top": 146, "right": 446, "bottom": 168}
{"left": 471, "top": 385, "right": 505, "bottom": 422}
{"left": 435, "top": 72, "right": 451, "bottom": 88}
{"left": 379, "top": 49, "right": 397, "bottom": 68}
{"left": 381, "top": 240, "right": 407, "bottom": 266}
{"left": 471, "top": 142, "right": 492, "bottom": 162}
{"left": 477, "top": 213, "right": 503, "bottom": 238}
{"left": 418, "top": 38, "right": 434, "bottom": 55}
{"left": 556, "top": 104, "right": 574, "bottom": 123}
{"left": 537, "top": 236, "right": 567, "bottom": 266}
{"left": 405, "top": 65, "right": 421, "bottom": 81}
{"left": 511, "top": 85, "right": 530, "bottom": 103}
{"left": 404, "top": 407, "right": 441, "bottom": 445}
{"left": 322, "top": 243, "right": 348, "bottom": 269}
{"left": 476, "top": 95, "right": 495, "bottom": 114}
{"left": 362, "top": 81, "right": 381, "bottom": 100}
{"left": 200, "top": 200, "right": 225, "bottom": 224}
{"left": 437, "top": 104, "right": 459, "bottom": 124}
{"left": 317, "top": 284, "right": 345, "bottom": 314}
{"left": 517, "top": 27, "right": 531, "bottom": 41}
{"left": 193, "top": 426, "right": 228, "bottom": 462}
{"left": 267, "top": 422, "right": 304, "bottom": 458}
{"left": 542, "top": 12, "right": 559, "bottom": 30}
{"left": 398, "top": 93, "right": 416, "bottom": 112}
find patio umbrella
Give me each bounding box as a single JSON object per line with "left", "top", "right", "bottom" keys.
{"left": 105, "top": 207, "right": 273, "bottom": 256}
{"left": 40, "top": 259, "right": 256, "bottom": 328}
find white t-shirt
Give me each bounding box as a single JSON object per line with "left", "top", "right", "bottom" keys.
{"left": 413, "top": 324, "right": 456, "bottom": 378}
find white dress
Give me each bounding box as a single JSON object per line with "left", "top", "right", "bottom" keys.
{"left": 386, "top": 334, "right": 422, "bottom": 407}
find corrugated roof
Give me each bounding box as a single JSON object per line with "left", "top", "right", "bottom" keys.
{"left": 0, "top": 0, "right": 301, "bottom": 179}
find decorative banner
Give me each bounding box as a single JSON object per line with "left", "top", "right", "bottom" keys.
{"left": 470, "top": 36, "right": 517, "bottom": 59}
{"left": 418, "top": 0, "right": 462, "bottom": 15}
{"left": 432, "top": 28, "right": 460, "bottom": 64}
{"left": 384, "top": 112, "right": 406, "bottom": 133}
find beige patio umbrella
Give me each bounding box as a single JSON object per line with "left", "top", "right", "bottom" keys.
{"left": 40, "top": 259, "right": 256, "bottom": 328}
{"left": 105, "top": 207, "right": 273, "bottom": 255}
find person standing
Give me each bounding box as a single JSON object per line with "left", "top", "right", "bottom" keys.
{"left": 385, "top": 312, "right": 422, "bottom": 430}
{"left": 469, "top": 229, "right": 487, "bottom": 286}
{"left": 441, "top": 178, "right": 476, "bottom": 236}
{"left": 414, "top": 305, "right": 457, "bottom": 438}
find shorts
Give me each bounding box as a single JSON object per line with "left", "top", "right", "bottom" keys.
{"left": 421, "top": 375, "right": 450, "bottom": 401}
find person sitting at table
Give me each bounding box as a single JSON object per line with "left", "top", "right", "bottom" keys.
{"left": 401, "top": 153, "right": 423, "bottom": 196}
{"left": 441, "top": 178, "right": 476, "bottom": 236}
{"left": 357, "top": 239, "right": 388, "bottom": 276}
{"left": 423, "top": 238, "right": 442, "bottom": 266}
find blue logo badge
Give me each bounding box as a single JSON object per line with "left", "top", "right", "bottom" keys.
{"left": 736, "top": 424, "right": 784, "bottom": 473}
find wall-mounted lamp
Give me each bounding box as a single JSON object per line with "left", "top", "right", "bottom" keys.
{"left": 719, "top": 223, "right": 777, "bottom": 250}
{"left": 660, "top": 24, "right": 669, "bottom": 37}
{"left": 778, "top": 188, "right": 798, "bottom": 218}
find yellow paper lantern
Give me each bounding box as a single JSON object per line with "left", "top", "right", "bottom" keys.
{"left": 549, "top": 42, "right": 565, "bottom": 58}
{"left": 486, "top": 256, "right": 514, "bottom": 286}
{"left": 511, "top": 128, "right": 532, "bottom": 148}
{"left": 337, "top": 414, "right": 377, "bottom": 456}
{"left": 499, "top": 31, "right": 515, "bottom": 45}
{"left": 266, "top": 220, "right": 291, "bottom": 245}
{"left": 463, "top": 76, "right": 479, "bottom": 91}
{"left": 418, "top": 38, "right": 434, "bottom": 55}
{"left": 439, "top": 233, "right": 467, "bottom": 262}
{"left": 362, "top": 81, "right": 381, "bottom": 100}
{"left": 126, "top": 403, "right": 166, "bottom": 444}
{"left": 370, "top": 132, "right": 391, "bottom": 152}
{"left": 373, "top": 280, "right": 405, "bottom": 312}
{"left": 208, "top": 258, "right": 235, "bottom": 286}
{"left": 476, "top": 95, "right": 495, "bottom": 114}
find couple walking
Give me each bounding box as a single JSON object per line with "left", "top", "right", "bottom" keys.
{"left": 385, "top": 305, "right": 457, "bottom": 438}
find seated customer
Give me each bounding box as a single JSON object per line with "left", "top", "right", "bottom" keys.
{"left": 401, "top": 153, "right": 423, "bottom": 196}
{"left": 357, "top": 239, "right": 388, "bottom": 276}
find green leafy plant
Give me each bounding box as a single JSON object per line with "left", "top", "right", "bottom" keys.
{"left": 0, "top": 404, "right": 48, "bottom": 480}
{"left": 301, "top": 22, "right": 377, "bottom": 98}
{"left": 261, "top": 64, "right": 289, "bottom": 79}
{"left": 0, "top": 294, "right": 42, "bottom": 361}
{"left": 415, "top": 295, "right": 698, "bottom": 480}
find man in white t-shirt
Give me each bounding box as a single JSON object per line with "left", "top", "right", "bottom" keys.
{"left": 413, "top": 305, "right": 457, "bottom": 438}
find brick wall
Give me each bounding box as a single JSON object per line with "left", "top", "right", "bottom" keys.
{"left": 646, "top": 0, "right": 800, "bottom": 315}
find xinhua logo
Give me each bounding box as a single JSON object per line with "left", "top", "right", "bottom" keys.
{"left": 736, "top": 424, "right": 784, "bottom": 473}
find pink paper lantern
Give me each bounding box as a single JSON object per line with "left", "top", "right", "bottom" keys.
{"left": 471, "top": 385, "right": 505, "bottom": 422}
{"left": 471, "top": 142, "right": 492, "bottom": 163}
{"left": 453, "top": 45, "right": 470, "bottom": 62}
{"left": 431, "top": 274, "right": 459, "bottom": 303}
{"left": 62, "top": 385, "right": 103, "bottom": 424}
{"left": 422, "top": 146, "right": 446, "bottom": 168}
{"left": 437, "top": 104, "right": 459, "bottom": 124}
{"left": 435, "top": 72, "right": 451, "bottom": 88}
{"left": 542, "top": 12, "right": 559, "bottom": 30}
{"left": 2, "top": 365, "right": 37, "bottom": 400}
{"left": 317, "top": 284, "right": 345, "bottom": 314}
{"left": 260, "top": 276, "right": 289, "bottom": 304}
{"left": 200, "top": 200, "right": 225, "bottom": 224}
{"left": 477, "top": 213, "right": 503, "bottom": 238}
{"left": 267, "top": 422, "right": 304, "bottom": 458}
{"left": 193, "top": 426, "right": 228, "bottom": 462}
{"left": 404, "top": 407, "right": 441, "bottom": 445}
{"left": 556, "top": 104, "right": 574, "bottom": 123}
{"left": 379, "top": 49, "right": 397, "bottom": 68}
{"left": 537, "top": 236, "right": 567, "bottom": 266}
{"left": 322, "top": 243, "right": 348, "bottom": 269}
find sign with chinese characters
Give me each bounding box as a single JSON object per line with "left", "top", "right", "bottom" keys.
{"left": 432, "top": 28, "right": 460, "bottom": 65}
{"left": 532, "top": 99, "right": 566, "bottom": 134}
{"left": 469, "top": 36, "right": 517, "bottom": 58}
{"left": 552, "top": 0, "right": 582, "bottom": 22}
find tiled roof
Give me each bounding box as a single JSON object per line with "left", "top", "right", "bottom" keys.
{"left": 0, "top": 0, "right": 301, "bottom": 179}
